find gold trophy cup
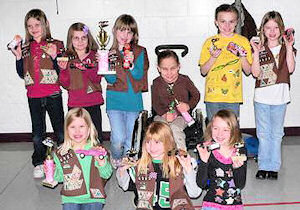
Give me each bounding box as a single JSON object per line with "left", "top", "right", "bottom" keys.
{"left": 97, "top": 21, "right": 115, "bottom": 74}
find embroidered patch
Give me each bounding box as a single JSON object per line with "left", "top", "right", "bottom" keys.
{"left": 40, "top": 69, "right": 58, "bottom": 84}
{"left": 86, "top": 85, "right": 93, "bottom": 94}
{"left": 137, "top": 200, "right": 152, "bottom": 209}
{"left": 215, "top": 196, "right": 223, "bottom": 203}
{"left": 63, "top": 165, "right": 83, "bottom": 191}
{"left": 172, "top": 199, "right": 188, "bottom": 208}
{"left": 258, "top": 63, "right": 277, "bottom": 87}
{"left": 63, "top": 164, "right": 71, "bottom": 169}
{"left": 138, "top": 191, "right": 153, "bottom": 200}
{"left": 225, "top": 197, "right": 234, "bottom": 204}
{"left": 148, "top": 172, "right": 157, "bottom": 179}
{"left": 215, "top": 168, "right": 224, "bottom": 177}
{"left": 90, "top": 188, "right": 103, "bottom": 198}
{"left": 227, "top": 188, "right": 236, "bottom": 196}
{"left": 24, "top": 72, "right": 34, "bottom": 85}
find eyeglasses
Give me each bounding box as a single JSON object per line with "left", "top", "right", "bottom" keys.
{"left": 211, "top": 59, "right": 239, "bottom": 72}
{"left": 72, "top": 36, "right": 88, "bottom": 42}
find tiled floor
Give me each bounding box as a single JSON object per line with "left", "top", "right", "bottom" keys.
{"left": 0, "top": 137, "right": 299, "bottom": 210}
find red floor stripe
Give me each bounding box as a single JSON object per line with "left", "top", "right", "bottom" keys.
{"left": 193, "top": 201, "right": 300, "bottom": 208}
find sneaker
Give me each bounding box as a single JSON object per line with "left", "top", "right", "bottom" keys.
{"left": 255, "top": 170, "right": 267, "bottom": 180}
{"left": 33, "top": 165, "right": 44, "bottom": 178}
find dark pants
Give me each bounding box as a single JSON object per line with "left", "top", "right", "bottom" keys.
{"left": 28, "top": 92, "right": 64, "bottom": 166}
{"left": 68, "top": 104, "right": 103, "bottom": 143}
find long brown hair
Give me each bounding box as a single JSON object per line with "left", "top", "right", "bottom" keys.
{"left": 111, "top": 14, "right": 139, "bottom": 50}
{"left": 58, "top": 108, "right": 98, "bottom": 155}
{"left": 66, "top": 22, "right": 98, "bottom": 56}
{"left": 258, "top": 11, "right": 285, "bottom": 45}
{"left": 138, "top": 122, "right": 181, "bottom": 178}
{"left": 204, "top": 109, "right": 242, "bottom": 147}
{"left": 24, "top": 9, "right": 51, "bottom": 43}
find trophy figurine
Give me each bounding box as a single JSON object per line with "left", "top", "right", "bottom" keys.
{"left": 42, "top": 137, "right": 58, "bottom": 188}
{"left": 97, "top": 21, "right": 115, "bottom": 75}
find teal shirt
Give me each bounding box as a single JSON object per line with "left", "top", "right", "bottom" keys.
{"left": 105, "top": 51, "right": 144, "bottom": 112}
{"left": 54, "top": 144, "right": 113, "bottom": 204}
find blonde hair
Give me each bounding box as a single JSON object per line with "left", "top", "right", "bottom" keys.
{"left": 204, "top": 109, "right": 242, "bottom": 147}
{"left": 111, "top": 14, "right": 139, "bottom": 50}
{"left": 137, "top": 122, "right": 181, "bottom": 178}
{"left": 58, "top": 108, "right": 99, "bottom": 155}
{"left": 259, "top": 11, "right": 285, "bottom": 45}
{"left": 24, "top": 9, "right": 51, "bottom": 43}
{"left": 66, "top": 22, "right": 98, "bottom": 56}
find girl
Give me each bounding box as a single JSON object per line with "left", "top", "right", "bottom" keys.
{"left": 196, "top": 109, "right": 247, "bottom": 209}
{"left": 250, "top": 11, "right": 296, "bottom": 180}
{"left": 53, "top": 108, "right": 112, "bottom": 210}
{"left": 116, "top": 121, "right": 201, "bottom": 210}
{"left": 105, "top": 14, "right": 149, "bottom": 168}
{"left": 199, "top": 4, "right": 252, "bottom": 121}
{"left": 58, "top": 22, "right": 104, "bottom": 143}
{"left": 152, "top": 50, "right": 200, "bottom": 150}
{"left": 10, "top": 9, "right": 64, "bottom": 178}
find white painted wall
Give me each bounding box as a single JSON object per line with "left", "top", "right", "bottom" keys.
{"left": 1, "top": 0, "right": 300, "bottom": 133}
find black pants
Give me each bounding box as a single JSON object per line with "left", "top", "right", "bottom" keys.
{"left": 28, "top": 92, "right": 64, "bottom": 166}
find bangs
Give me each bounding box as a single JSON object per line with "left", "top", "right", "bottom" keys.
{"left": 144, "top": 132, "right": 162, "bottom": 143}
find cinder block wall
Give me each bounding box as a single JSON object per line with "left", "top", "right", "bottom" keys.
{"left": 1, "top": 0, "right": 299, "bottom": 133}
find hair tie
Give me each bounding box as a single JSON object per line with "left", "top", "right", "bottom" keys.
{"left": 83, "top": 25, "right": 89, "bottom": 35}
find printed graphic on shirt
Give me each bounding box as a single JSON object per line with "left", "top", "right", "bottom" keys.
{"left": 153, "top": 181, "right": 170, "bottom": 208}
{"left": 63, "top": 165, "right": 83, "bottom": 191}
{"left": 40, "top": 69, "right": 58, "bottom": 84}
{"left": 172, "top": 199, "right": 189, "bottom": 209}
{"left": 24, "top": 71, "right": 34, "bottom": 85}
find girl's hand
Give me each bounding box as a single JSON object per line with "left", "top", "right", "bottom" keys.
{"left": 164, "top": 112, "right": 177, "bottom": 122}
{"left": 11, "top": 43, "right": 22, "bottom": 60}
{"left": 209, "top": 48, "right": 222, "bottom": 59}
{"left": 94, "top": 146, "right": 107, "bottom": 166}
{"left": 231, "top": 156, "right": 246, "bottom": 169}
{"left": 283, "top": 33, "right": 295, "bottom": 48}
{"left": 250, "top": 38, "right": 262, "bottom": 53}
{"left": 176, "top": 102, "right": 190, "bottom": 113}
{"left": 57, "top": 60, "right": 68, "bottom": 70}
{"left": 196, "top": 143, "right": 211, "bottom": 163}
{"left": 42, "top": 43, "right": 57, "bottom": 59}
{"left": 177, "top": 153, "right": 192, "bottom": 173}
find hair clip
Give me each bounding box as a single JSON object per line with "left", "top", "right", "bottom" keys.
{"left": 83, "top": 25, "right": 89, "bottom": 36}
{"left": 168, "top": 149, "right": 188, "bottom": 157}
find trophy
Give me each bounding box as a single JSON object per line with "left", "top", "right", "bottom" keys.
{"left": 96, "top": 21, "right": 115, "bottom": 75}
{"left": 167, "top": 84, "right": 195, "bottom": 126}
{"left": 42, "top": 137, "right": 58, "bottom": 188}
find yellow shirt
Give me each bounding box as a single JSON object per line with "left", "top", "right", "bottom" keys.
{"left": 199, "top": 34, "right": 252, "bottom": 103}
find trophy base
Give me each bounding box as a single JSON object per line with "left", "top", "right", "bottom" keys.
{"left": 97, "top": 70, "right": 116, "bottom": 75}
{"left": 42, "top": 179, "right": 58, "bottom": 188}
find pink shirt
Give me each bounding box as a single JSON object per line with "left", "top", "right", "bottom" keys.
{"left": 59, "top": 51, "right": 104, "bottom": 107}
{"left": 27, "top": 40, "right": 61, "bottom": 98}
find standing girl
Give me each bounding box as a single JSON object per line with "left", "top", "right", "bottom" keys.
{"left": 54, "top": 108, "right": 112, "bottom": 210}
{"left": 196, "top": 110, "right": 247, "bottom": 209}
{"left": 199, "top": 4, "right": 252, "bottom": 121}
{"left": 117, "top": 121, "right": 201, "bottom": 209}
{"left": 10, "top": 9, "right": 64, "bottom": 178}
{"left": 250, "top": 11, "right": 296, "bottom": 180}
{"left": 58, "top": 22, "right": 104, "bottom": 142}
{"left": 105, "top": 14, "right": 149, "bottom": 168}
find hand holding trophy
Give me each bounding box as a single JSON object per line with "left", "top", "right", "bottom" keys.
{"left": 42, "top": 137, "right": 58, "bottom": 188}
{"left": 97, "top": 21, "right": 116, "bottom": 74}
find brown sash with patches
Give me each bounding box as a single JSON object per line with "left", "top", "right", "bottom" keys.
{"left": 135, "top": 163, "right": 194, "bottom": 210}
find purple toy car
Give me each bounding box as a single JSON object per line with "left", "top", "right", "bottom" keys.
{"left": 75, "top": 149, "right": 107, "bottom": 160}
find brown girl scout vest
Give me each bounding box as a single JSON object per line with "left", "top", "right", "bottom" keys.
{"left": 135, "top": 163, "right": 194, "bottom": 210}
{"left": 56, "top": 149, "right": 106, "bottom": 199}
{"left": 106, "top": 44, "right": 149, "bottom": 93}
{"left": 22, "top": 39, "right": 64, "bottom": 86}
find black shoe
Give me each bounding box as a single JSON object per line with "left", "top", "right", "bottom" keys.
{"left": 267, "top": 171, "right": 278, "bottom": 180}
{"left": 256, "top": 170, "right": 267, "bottom": 179}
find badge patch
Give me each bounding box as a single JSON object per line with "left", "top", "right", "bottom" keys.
{"left": 24, "top": 72, "right": 34, "bottom": 85}
{"left": 40, "top": 69, "right": 58, "bottom": 84}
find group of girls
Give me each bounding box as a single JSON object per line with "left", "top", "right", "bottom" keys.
{"left": 10, "top": 2, "right": 295, "bottom": 210}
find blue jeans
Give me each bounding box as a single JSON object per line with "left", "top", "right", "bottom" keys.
{"left": 107, "top": 110, "right": 139, "bottom": 159}
{"left": 63, "top": 202, "right": 103, "bottom": 210}
{"left": 205, "top": 102, "right": 240, "bottom": 122}
{"left": 254, "top": 102, "right": 287, "bottom": 172}
{"left": 28, "top": 92, "right": 64, "bottom": 166}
